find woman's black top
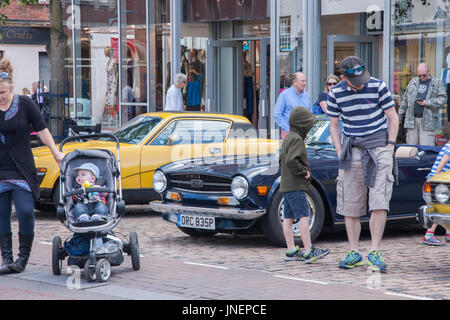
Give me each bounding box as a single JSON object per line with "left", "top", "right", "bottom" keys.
{"left": 0, "top": 95, "right": 47, "bottom": 200}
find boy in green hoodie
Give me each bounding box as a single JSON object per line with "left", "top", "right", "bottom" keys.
{"left": 279, "top": 107, "right": 330, "bottom": 263}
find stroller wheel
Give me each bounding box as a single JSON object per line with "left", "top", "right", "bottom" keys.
{"left": 52, "top": 236, "right": 63, "bottom": 275}
{"left": 129, "top": 231, "right": 140, "bottom": 271}
{"left": 84, "top": 259, "right": 97, "bottom": 282}
{"left": 95, "top": 258, "right": 111, "bottom": 282}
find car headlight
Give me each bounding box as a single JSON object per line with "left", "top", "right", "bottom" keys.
{"left": 231, "top": 176, "right": 248, "bottom": 200}
{"left": 435, "top": 184, "right": 450, "bottom": 203}
{"left": 153, "top": 170, "right": 167, "bottom": 194}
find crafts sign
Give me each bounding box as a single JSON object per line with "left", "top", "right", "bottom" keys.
{"left": 0, "top": 27, "right": 50, "bottom": 45}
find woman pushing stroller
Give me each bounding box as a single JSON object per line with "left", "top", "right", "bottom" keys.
{"left": 0, "top": 58, "right": 64, "bottom": 274}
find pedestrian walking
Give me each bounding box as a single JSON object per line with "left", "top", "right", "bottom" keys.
{"left": 422, "top": 122, "right": 450, "bottom": 246}
{"left": 0, "top": 58, "right": 64, "bottom": 274}
{"left": 274, "top": 72, "right": 312, "bottom": 139}
{"left": 327, "top": 56, "right": 399, "bottom": 272}
{"left": 279, "top": 106, "right": 330, "bottom": 263}
{"left": 164, "top": 73, "right": 186, "bottom": 112}
{"left": 398, "top": 63, "right": 447, "bottom": 146}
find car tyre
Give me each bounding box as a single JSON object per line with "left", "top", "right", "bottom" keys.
{"left": 261, "top": 185, "right": 325, "bottom": 247}
{"left": 52, "top": 179, "right": 61, "bottom": 209}
{"left": 35, "top": 202, "right": 56, "bottom": 212}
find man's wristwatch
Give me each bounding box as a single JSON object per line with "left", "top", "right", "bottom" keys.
{"left": 387, "top": 140, "right": 396, "bottom": 146}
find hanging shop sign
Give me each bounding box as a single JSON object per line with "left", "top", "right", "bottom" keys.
{"left": 0, "top": 27, "right": 50, "bottom": 45}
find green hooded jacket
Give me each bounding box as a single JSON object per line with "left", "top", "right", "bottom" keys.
{"left": 279, "top": 107, "right": 316, "bottom": 193}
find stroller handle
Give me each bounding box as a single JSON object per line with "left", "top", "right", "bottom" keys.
{"left": 59, "top": 133, "right": 120, "bottom": 152}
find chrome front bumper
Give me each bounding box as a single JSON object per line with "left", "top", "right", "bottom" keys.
{"left": 417, "top": 205, "right": 450, "bottom": 229}
{"left": 149, "top": 200, "right": 266, "bottom": 220}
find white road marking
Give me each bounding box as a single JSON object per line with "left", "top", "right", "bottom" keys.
{"left": 39, "top": 241, "right": 52, "bottom": 246}
{"left": 184, "top": 262, "right": 229, "bottom": 270}
{"left": 274, "top": 274, "right": 329, "bottom": 285}
{"left": 383, "top": 291, "right": 434, "bottom": 300}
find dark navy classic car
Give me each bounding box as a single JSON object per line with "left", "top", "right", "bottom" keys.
{"left": 149, "top": 118, "right": 441, "bottom": 246}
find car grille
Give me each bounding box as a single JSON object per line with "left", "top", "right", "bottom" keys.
{"left": 168, "top": 173, "right": 232, "bottom": 193}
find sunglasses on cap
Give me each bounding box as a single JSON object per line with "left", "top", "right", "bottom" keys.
{"left": 344, "top": 65, "right": 365, "bottom": 75}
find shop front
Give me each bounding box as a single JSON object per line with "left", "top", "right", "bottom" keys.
{"left": 64, "top": 0, "right": 449, "bottom": 139}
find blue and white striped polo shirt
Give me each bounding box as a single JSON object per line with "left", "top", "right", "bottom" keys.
{"left": 428, "top": 142, "right": 450, "bottom": 179}
{"left": 326, "top": 78, "right": 395, "bottom": 137}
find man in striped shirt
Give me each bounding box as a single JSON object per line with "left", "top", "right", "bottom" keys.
{"left": 327, "top": 56, "right": 399, "bottom": 272}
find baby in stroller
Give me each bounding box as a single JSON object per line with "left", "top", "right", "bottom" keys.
{"left": 72, "top": 162, "right": 109, "bottom": 223}
{"left": 52, "top": 136, "right": 140, "bottom": 282}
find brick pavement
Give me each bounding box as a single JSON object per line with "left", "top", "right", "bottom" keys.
{"left": 5, "top": 206, "right": 450, "bottom": 300}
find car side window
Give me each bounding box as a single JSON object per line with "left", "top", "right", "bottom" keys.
{"left": 150, "top": 121, "right": 176, "bottom": 145}
{"left": 150, "top": 119, "right": 230, "bottom": 145}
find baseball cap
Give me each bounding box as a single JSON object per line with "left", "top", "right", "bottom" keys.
{"left": 340, "top": 56, "right": 371, "bottom": 87}
{"left": 73, "top": 163, "right": 100, "bottom": 179}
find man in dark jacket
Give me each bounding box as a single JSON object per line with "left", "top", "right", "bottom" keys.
{"left": 279, "top": 106, "right": 330, "bottom": 263}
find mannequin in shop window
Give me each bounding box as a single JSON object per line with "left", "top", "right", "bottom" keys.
{"left": 104, "top": 46, "right": 118, "bottom": 121}
{"left": 186, "top": 48, "right": 203, "bottom": 111}
{"left": 243, "top": 50, "right": 254, "bottom": 122}
{"left": 442, "top": 46, "right": 450, "bottom": 122}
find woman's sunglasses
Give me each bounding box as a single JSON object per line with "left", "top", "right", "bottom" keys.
{"left": 327, "top": 82, "right": 338, "bottom": 86}
{"left": 345, "top": 65, "right": 365, "bottom": 75}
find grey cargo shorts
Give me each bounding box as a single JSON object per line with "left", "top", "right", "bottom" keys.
{"left": 336, "top": 145, "right": 394, "bottom": 217}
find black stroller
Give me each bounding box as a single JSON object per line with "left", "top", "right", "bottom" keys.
{"left": 52, "top": 133, "right": 140, "bottom": 282}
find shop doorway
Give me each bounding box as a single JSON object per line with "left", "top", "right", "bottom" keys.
{"left": 206, "top": 38, "right": 270, "bottom": 130}
{"left": 327, "top": 35, "right": 379, "bottom": 78}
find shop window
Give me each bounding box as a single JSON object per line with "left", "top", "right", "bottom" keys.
{"left": 391, "top": 0, "right": 450, "bottom": 100}
{"left": 280, "top": 16, "right": 292, "bottom": 52}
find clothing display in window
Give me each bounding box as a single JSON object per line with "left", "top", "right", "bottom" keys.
{"left": 105, "top": 56, "right": 118, "bottom": 107}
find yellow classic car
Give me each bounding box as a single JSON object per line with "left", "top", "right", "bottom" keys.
{"left": 418, "top": 171, "right": 450, "bottom": 230}
{"left": 33, "top": 112, "right": 280, "bottom": 210}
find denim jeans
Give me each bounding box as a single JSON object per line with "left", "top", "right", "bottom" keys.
{"left": 72, "top": 202, "right": 109, "bottom": 220}
{"left": 283, "top": 190, "right": 310, "bottom": 219}
{"left": 0, "top": 189, "right": 35, "bottom": 235}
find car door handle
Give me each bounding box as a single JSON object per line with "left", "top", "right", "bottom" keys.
{"left": 209, "top": 148, "right": 222, "bottom": 154}
{"left": 417, "top": 167, "right": 431, "bottom": 171}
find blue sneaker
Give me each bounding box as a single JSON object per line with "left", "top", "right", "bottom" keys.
{"left": 423, "top": 235, "right": 445, "bottom": 246}
{"left": 367, "top": 250, "right": 387, "bottom": 273}
{"left": 338, "top": 250, "right": 364, "bottom": 269}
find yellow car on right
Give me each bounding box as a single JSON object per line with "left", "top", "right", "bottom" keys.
{"left": 418, "top": 171, "right": 450, "bottom": 231}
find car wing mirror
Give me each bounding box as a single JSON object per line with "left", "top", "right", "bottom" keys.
{"left": 414, "top": 150, "right": 425, "bottom": 160}
{"left": 167, "top": 134, "right": 179, "bottom": 146}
